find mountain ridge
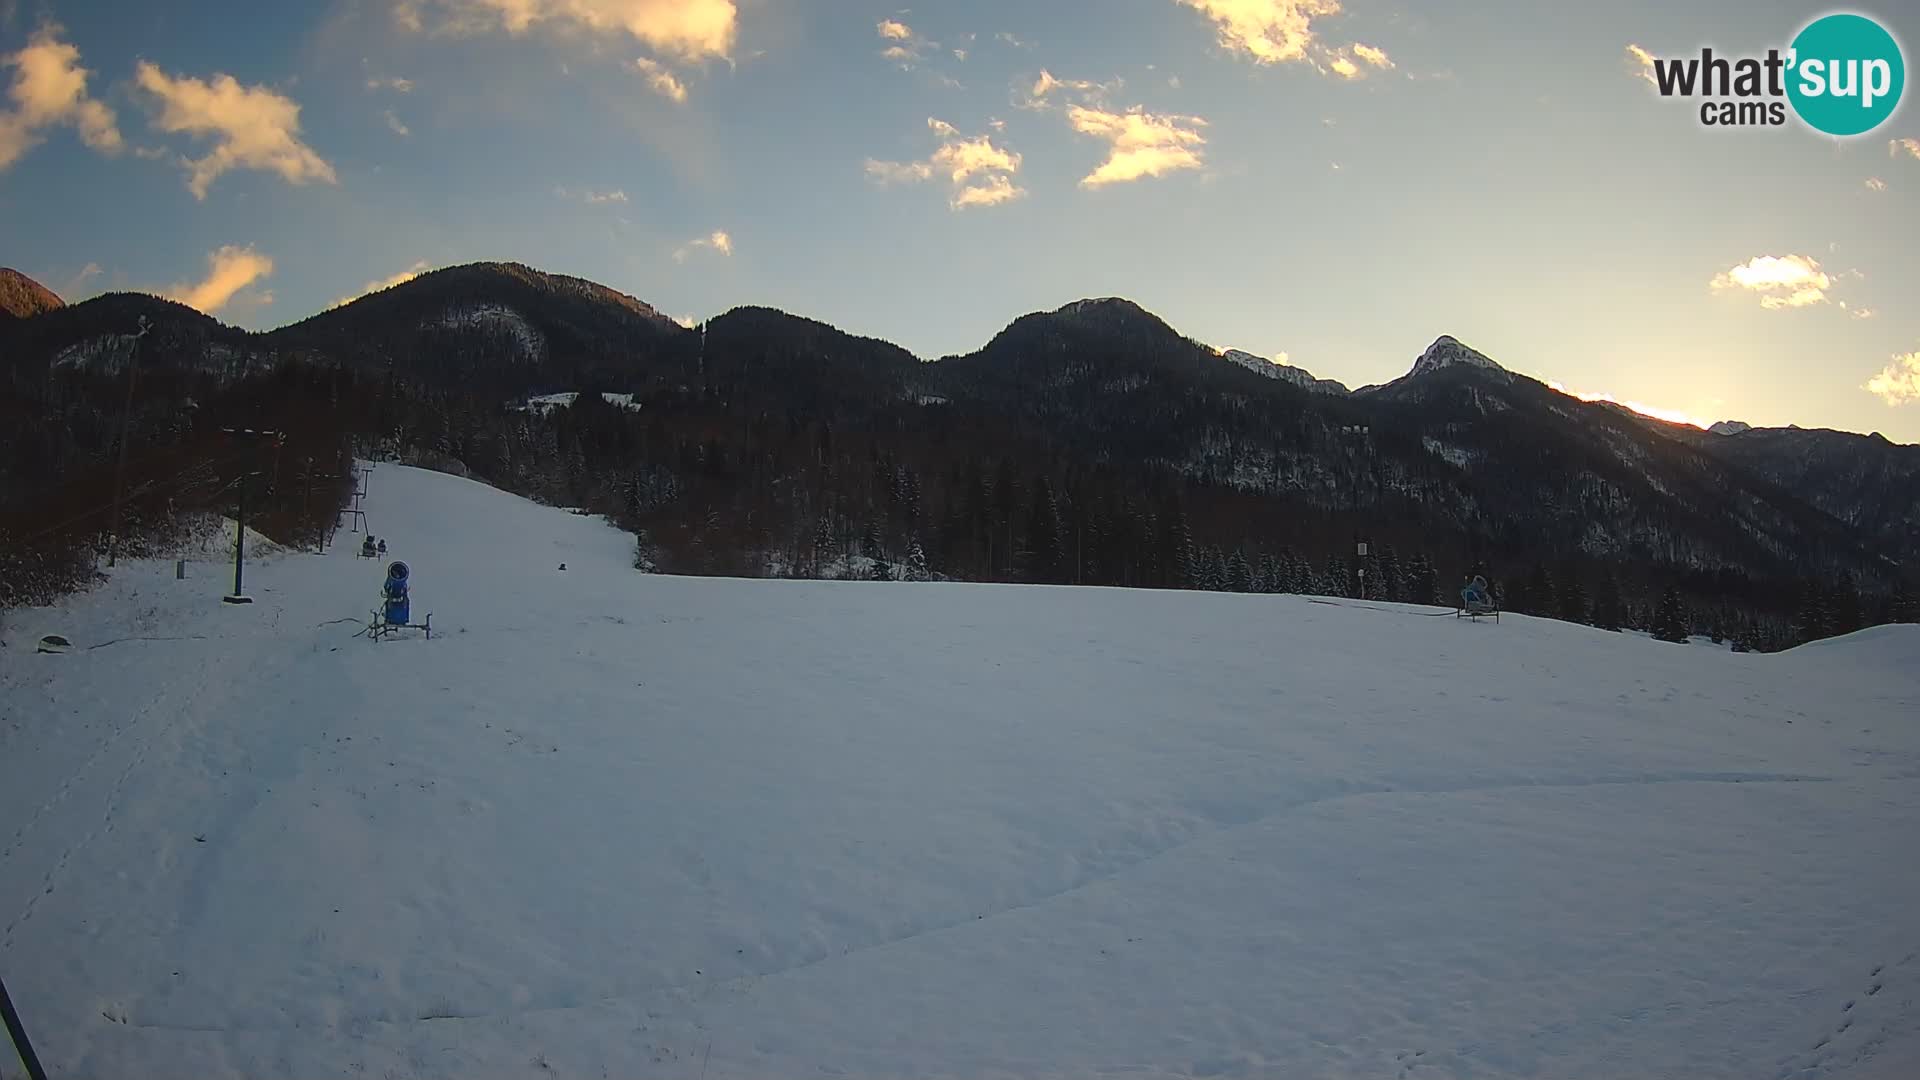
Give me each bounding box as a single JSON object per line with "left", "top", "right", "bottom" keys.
{"left": 1, "top": 262, "right": 1900, "bottom": 446}
{"left": 0, "top": 267, "right": 65, "bottom": 319}
{"left": 3, "top": 257, "right": 1913, "bottom": 649}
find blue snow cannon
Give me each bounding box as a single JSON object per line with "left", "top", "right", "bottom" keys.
{"left": 383, "top": 561, "right": 411, "bottom": 625}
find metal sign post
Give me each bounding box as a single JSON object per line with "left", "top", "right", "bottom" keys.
{"left": 223, "top": 469, "right": 254, "bottom": 605}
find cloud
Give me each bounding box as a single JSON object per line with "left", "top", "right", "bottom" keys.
{"left": 876, "top": 18, "right": 938, "bottom": 69}
{"left": 1021, "top": 69, "right": 1129, "bottom": 114}
{"left": 1866, "top": 177, "right": 1887, "bottom": 192}
{"left": 134, "top": 62, "right": 336, "bottom": 199}
{"left": 384, "top": 108, "right": 411, "bottom": 136}
{"left": 951, "top": 173, "right": 1025, "bottom": 209}
{"left": 674, "top": 229, "right": 732, "bottom": 261}
{"left": 1864, "top": 349, "right": 1920, "bottom": 406}
{"left": 1031, "top": 69, "right": 1104, "bottom": 100}
{"left": 1333, "top": 41, "right": 1393, "bottom": 78}
{"left": 333, "top": 259, "right": 432, "bottom": 308}
{"left": 58, "top": 261, "right": 102, "bottom": 297}
{"left": 1173, "top": 2, "right": 1388, "bottom": 81}
{"left": 1173, "top": 0, "right": 1343, "bottom": 65}
{"left": 1323, "top": 41, "right": 1392, "bottom": 79}
{"left": 1710, "top": 254, "right": 1836, "bottom": 311}
{"left": 996, "top": 32, "right": 1034, "bottom": 49}
{"left": 1351, "top": 43, "right": 1391, "bottom": 68}
{"left": 865, "top": 158, "right": 934, "bottom": 184}
{"left": 366, "top": 75, "right": 416, "bottom": 92}
{"left": 170, "top": 245, "right": 275, "bottom": 315}
{"left": 1067, "top": 104, "right": 1208, "bottom": 187}
{"left": 1892, "top": 138, "right": 1920, "bottom": 161}
{"left": 419, "top": 0, "right": 737, "bottom": 61}
{"left": 634, "top": 56, "right": 688, "bottom": 101}
{"left": 1625, "top": 43, "right": 1658, "bottom": 87}
{"left": 0, "top": 26, "right": 122, "bottom": 171}
{"left": 928, "top": 122, "right": 1019, "bottom": 181}
{"left": 1761, "top": 289, "right": 1829, "bottom": 311}
{"left": 555, "top": 185, "right": 629, "bottom": 203}
{"left": 866, "top": 117, "right": 1026, "bottom": 210}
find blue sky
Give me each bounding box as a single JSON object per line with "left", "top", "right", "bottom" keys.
{"left": 3, "top": 0, "right": 1918, "bottom": 439}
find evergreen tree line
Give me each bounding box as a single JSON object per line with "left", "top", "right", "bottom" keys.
{"left": 5, "top": 344, "right": 1915, "bottom": 655}
{"left": 1, "top": 360, "right": 361, "bottom": 610}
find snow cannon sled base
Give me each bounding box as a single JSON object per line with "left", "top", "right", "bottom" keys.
{"left": 1457, "top": 576, "right": 1500, "bottom": 622}
{"left": 1456, "top": 600, "right": 1500, "bottom": 622}
{"left": 365, "top": 608, "right": 432, "bottom": 642}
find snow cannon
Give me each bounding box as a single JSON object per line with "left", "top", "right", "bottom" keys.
{"left": 383, "top": 561, "right": 411, "bottom": 625}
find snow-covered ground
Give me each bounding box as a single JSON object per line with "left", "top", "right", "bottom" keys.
{"left": 3, "top": 465, "right": 1917, "bottom": 1080}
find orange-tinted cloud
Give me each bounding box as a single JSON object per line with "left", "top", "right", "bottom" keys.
{"left": 431, "top": 0, "right": 736, "bottom": 60}
{"left": 0, "top": 26, "right": 121, "bottom": 171}
{"left": 135, "top": 62, "right": 336, "bottom": 198}
{"left": 674, "top": 229, "right": 732, "bottom": 261}
{"left": 1173, "top": 0, "right": 1341, "bottom": 64}
{"left": 1710, "top": 254, "right": 1834, "bottom": 311}
{"left": 635, "top": 57, "right": 688, "bottom": 102}
{"left": 1625, "top": 44, "right": 1659, "bottom": 88}
{"left": 1067, "top": 105, "right": 1207, "bottom": 186}
{"left": 867, "top": 118, "right": 1026, "bottom": 210}
{"left": 170, "top": 245, "right": 275, "bottom": 315}
{"left": 1865, "top": 349, "right": 1920, "bottom": 406}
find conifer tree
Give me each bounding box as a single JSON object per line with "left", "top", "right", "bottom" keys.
{"left": 1228, "top": 549, "right": 1253, "bottom": 593}
{"left": 1592, "top": 571, "right": 1624, "bottom": 632}
{"left": 1653, "top": 586, "right": 1689, "bottom": 644}
{"left": 1831, "top": 573, "right": 1862, "bottom": 637}
{"left": 1557, "top": 568, "right": 1591, "bottom": 626}
{"left": 906, "top": 537, "right": 930, "bottom": 582}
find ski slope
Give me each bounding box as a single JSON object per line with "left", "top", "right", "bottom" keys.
{"left": 3, "top": 464, "right": 1918, "bottom": 1080}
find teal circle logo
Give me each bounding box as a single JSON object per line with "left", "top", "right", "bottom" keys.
{"left": 1787, "top": 13, "right": 1905, "bottom": 136}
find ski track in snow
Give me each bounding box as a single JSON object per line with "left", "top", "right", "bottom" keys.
{"left": 3, "top": 464, "right": 1918, "bottom": 1080}
{"left": 98, "top": 771, "right": 1843, "bottom": 1036}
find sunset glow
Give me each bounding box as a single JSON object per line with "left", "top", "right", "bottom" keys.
{"left": 1, "top": 2, "right": 1915, "bottom": 441}
{"left": 1546, "top": 381, "right": 1714, "bottom": 430}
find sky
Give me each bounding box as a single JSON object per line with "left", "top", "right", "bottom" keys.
{"left": 2, "top": 0, "right": 1918, "bottom": 441}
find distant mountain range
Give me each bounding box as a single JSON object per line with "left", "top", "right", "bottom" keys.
{"left": 3, "top": 261, "right": 1913, "bottom": 641}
